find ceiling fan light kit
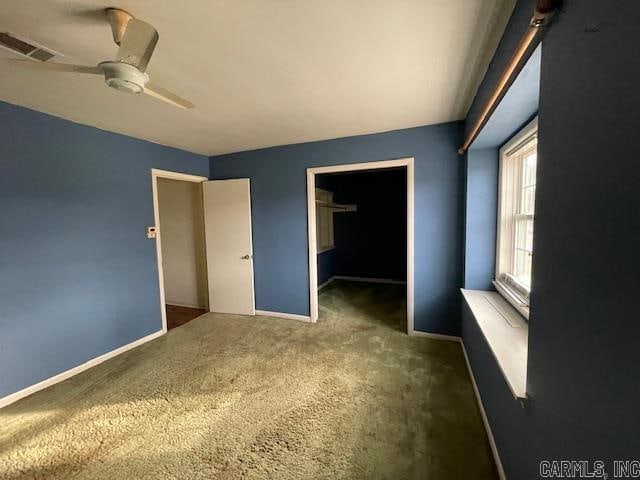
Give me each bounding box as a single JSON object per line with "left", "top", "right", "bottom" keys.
{"left": 5, "top": 7, "right": 193, "bottom": 109}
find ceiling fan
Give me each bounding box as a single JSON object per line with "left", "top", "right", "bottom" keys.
{"left": 7, "top": 8, "right": 193, "bottom": 109}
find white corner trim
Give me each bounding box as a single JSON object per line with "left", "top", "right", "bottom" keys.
{"left": 255, "top": 310, "right": 312, "bottom": 323}
{"left": 332, "top": 276, "right": 407, "bottom": 285}
{"left": 0, "top": 330, "right": 165, "bottom": 410}
{"left": 461, "top": 341, "right": 506, "bottom": 480}
{"left": 409, "top": 330, "right": 462, "bottom": 342}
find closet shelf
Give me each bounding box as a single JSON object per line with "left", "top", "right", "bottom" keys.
{"left": 315, "top": 199, "right": 357, "bottom": 212}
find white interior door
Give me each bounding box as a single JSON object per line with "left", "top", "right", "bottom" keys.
{"left": 202, "top": 178, "right": 255, "bottom": 315}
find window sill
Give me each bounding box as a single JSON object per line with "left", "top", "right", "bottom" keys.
{"left": 462, "top": 289, "right": 528, "bottom": 400}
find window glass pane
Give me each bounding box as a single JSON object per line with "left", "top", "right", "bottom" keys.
{"left": 523, "top": 151, "right": 537, "bottom": 187}
{"left": 513, "top": 249, "right": 532, "bottom": 288}
{"left": 522, "top": 185, "right": 536, "bottom": 214}
{"left": 515, "top": 219, "right": 528, "bottom": 251}
{"left": 525, "top": 218, "right": 534, "bottom": 252}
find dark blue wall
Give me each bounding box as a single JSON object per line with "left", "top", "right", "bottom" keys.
{"left": 462, "top": 0, "right": 640, "bottom": 477}
{"left": 210, "top": 122, "right": 464, "bottom": 335}
{"left": 463, "top": 147, "right": 498, "bottom": 290}
{"left": 317, "top": 169, "right": 407, "bottom": 283}
{"left": 0, "top": 102, "right": 209, "bottom": 399}
{"left": 317, "top": 250, "right": 335, "bottom": 285}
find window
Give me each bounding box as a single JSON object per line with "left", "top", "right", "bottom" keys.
{"left": 316, "top": 188, "right": 335, "bottom": 252}
{"left": 495, "top": 117, "right": 538, "bottom": 318}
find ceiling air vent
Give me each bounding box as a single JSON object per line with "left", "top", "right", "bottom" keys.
{"left": 0, "top": 32, "right": 56, "bottom": 61}
{"left": 29, "top": 48, "right": 55, "bottom": 62}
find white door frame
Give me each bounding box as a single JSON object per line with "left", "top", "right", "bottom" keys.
{"left": 151, "top": 168, "right": 209, "bottom": 333}
{"left": 306, "top": 157, "right": 415, "bottom": 334}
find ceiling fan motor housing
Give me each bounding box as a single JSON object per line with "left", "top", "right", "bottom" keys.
{"left": 99, "top": 61, "right": 148, "bottom": 94}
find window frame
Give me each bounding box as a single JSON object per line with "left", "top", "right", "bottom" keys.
{"left": 495, "top": 116, "right": 538, "bottom": 319}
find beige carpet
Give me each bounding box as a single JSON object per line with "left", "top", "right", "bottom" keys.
{"left": 0, "top": 281, "right": 497, "bottom": 479}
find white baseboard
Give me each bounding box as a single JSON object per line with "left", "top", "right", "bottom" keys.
{"left": 317, "top": 277, "right": 336, "bottom": 290}
{"left": 0, "top": 329, "right": 165, "bottom": 410}
{"left": 318, "top": 275, "right": 406, "bottom": 292}
{"left": 166, "top": 301, "right": 207, "bottom": 309}
{"left": 461, "top": 341, "right": 506, "bottom": 480}
{"left": 318, "top": 275, "right": 407, "bottom": 290}
{"left": 332, "top": 276, "right": 407, "bottom": 285}
{"left": 409, "top": 329, "right": 462, "bottom": 342}
{"left": 255, "top": 310, "right": 312, "bottom": 323}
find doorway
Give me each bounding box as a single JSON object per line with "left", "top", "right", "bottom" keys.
{"left": 306, "top": 158, "right": 415, "bottom": 334}
{"left": 152, "top": 170, "right": 208, "bottom": 331}
{"left": 151, "top": 169, "right": 256, "bottom": 332}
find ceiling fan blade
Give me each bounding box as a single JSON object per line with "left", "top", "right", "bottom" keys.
{"left": 144, "top": 82, "right": 194, "bottom": 109}
{"left": 7, "top": 59, "right": 101, "bottom": 74}
{"left": 116, "top": 18, "right": 159, "bottom": 72}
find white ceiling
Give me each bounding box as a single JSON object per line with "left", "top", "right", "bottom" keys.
{"left": 0, "top": 0, "right": 514, "bottom": 156}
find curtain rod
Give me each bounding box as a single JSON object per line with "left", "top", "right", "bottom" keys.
{"left": 458, "top": 0, "right": 562, "bottom": 155}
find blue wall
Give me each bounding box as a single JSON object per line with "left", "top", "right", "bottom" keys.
{"left": 317, "top": 250, "right": 335, "bottom": 285}
{"left": 472, "top": 45, "right": 541, "bottom": 149}
{"left": 463, "top": 147, "right": 498, "bottom": 290}
{"left": 210, "top": 122, "right": 464, "bottom": 335}
{"left": 463, "top": 17, "right": 542, "bottom": 293}
{"left": 0, "top": 102, "right": 209, "bottom": 399}
{"left": 317, "top": 169, "right": 407, "bottom": 284}
{"left": 462, "top": 0, "right": 640, "bottom": 477}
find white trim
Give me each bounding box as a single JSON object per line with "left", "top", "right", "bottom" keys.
{"left": 495, "top": 117, "right": 538, "bottom": 311}
{"left": 409, "top": 330, "right": 462, "bottom": 342}
{"left": 500, "top": 117, "right": 538, "bottom": 157}
{"left": 461, "top": 341, "right": 506, "bottom": 480}
{"left": 166, "top": 302, "right": 207, "bottom": 310}
{"left": 307, "top": 158, "right": 415, "bottom": 335}
{"left": 306, "top": 158, "right": 414, "bottom": 175}
{"left": 317, "top": 276, "right": 336, "bottom": 291}
{"left": 151, "top": 168, "right": 209, "bottom": 333}
{"left": 0, "top": 330, "right": 164, "bottom": 409}
{"left": 151, "top": 168, "right": 209, "bottom": 184}
{"left": 255, "top": 310, "right": 312, "bottom": 323}
{"left": 317, "top": 275, "right": 406, "bottom": 291}
{"left": 407, "top": 159, "right": 415, "bottom": 335}
{"left": 307, "top": 168, "right": 319, "bottom": 320}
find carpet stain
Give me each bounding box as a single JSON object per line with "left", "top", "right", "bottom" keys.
{"left": 0, "top": 281, "right": 497, "bottom": 479}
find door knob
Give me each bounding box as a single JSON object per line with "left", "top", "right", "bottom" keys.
{"left": 241, "top": 254, "right": 252, "bottom": 260}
